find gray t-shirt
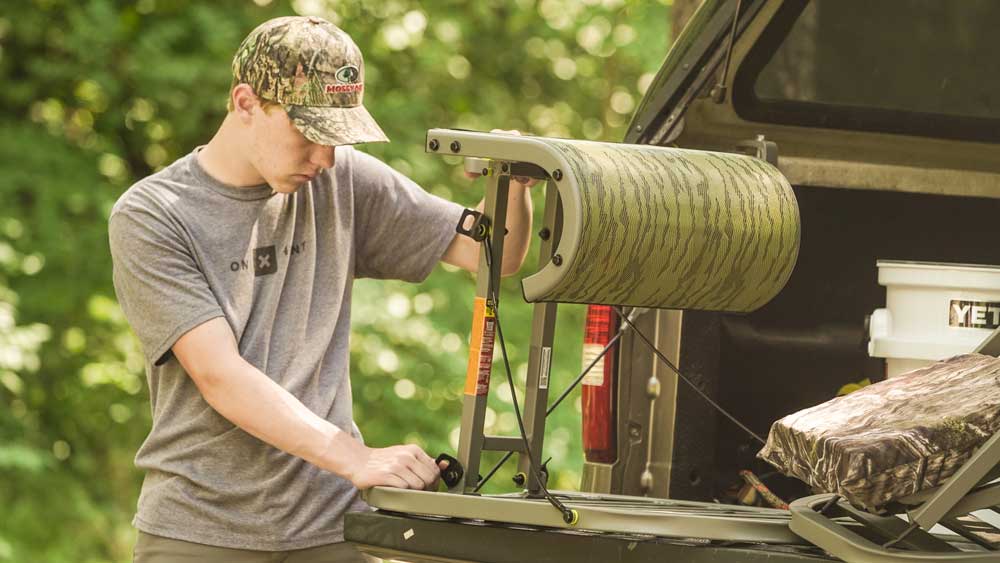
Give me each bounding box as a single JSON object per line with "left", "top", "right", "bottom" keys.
{"left": 108, "top": 146, "right": 464, "bottom": 550}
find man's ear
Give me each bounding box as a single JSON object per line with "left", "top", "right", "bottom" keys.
{"left": 231, "top": 84, "right": 259, "bottom": 123}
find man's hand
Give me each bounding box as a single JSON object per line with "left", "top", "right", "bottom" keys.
{"left": 442, "top": 128, "right": 537, "bottom": 275}
{"left": 463, "top": 129, "right": 539, "bottom": 188}
{"left": 346, "top": 444, "right": 443, "bottom": 491}
{"left": 173, "top": 318, "right": 448, "bottom": 491}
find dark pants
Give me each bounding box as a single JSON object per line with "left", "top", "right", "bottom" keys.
{"left": 134, "top": 531, "right": 378, "bottom": 563}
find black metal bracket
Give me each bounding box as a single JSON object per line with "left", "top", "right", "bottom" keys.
{"left": 456, "top": 209, "right": 491, "bottom": 242}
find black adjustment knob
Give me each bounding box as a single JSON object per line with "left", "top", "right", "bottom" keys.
{"left": 436, "top": 453, "right": 464, "bottom": 488}
{"left": 512, "top": 472, "right": 526, "bottom": 487}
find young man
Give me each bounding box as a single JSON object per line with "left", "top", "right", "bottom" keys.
{"left": 109, "top": 15, "right": 533, "bottom": 562}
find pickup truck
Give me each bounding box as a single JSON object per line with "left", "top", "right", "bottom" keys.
{"left": 345, "top": 0, "right": 1000, "bottom": 560}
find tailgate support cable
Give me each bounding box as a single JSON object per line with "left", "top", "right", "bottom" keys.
{"left": 474, "top": 325, "right": 629, "bottom": 492}
{"left": 711, "top": 0, "right": 744, "bottom": 103}
{"left": 614, "top": 306, "right": 766, "bottom": 445}
{"left": 476, "top": 303, "right": 766, "bottom": 493}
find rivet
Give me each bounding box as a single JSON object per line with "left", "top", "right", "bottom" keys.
{"left": 552, "top": 169, "right": 563, "bottom": 181}
{"left": 428, "top": 139, "right": 440, "bottom": 151}
{"left": 450, "top": 141, "right": 461, "bottom": 153}
{"left": 539, "top": 227, "right": 551, "bottom": 241}
{"left": 552, "top": 254, "right": 563, "bottom": 266}
{"left": 481, "top": 168, "right": 489, "bottom": 176}
{"left": 501, "top": 163, "right": 509, "bottom": 173}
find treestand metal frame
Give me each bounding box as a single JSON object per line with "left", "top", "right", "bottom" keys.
{"left": 364, "top": 130, "right": 1000, "bottom": 561}
{"left": 362, "top": 128, "right": 805, "bottom": 544}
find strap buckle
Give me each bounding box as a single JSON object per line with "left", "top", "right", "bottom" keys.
{"left": 456, "top": 208, "right": 491, "bottom": 242}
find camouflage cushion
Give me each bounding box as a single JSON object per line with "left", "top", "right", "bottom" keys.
{"left": 759, "top": 354, "right": 1000, "bottom": 511}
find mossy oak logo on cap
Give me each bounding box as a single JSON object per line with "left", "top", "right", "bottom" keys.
{"left": 326, "top": 65, "right": 362, "bottom": 94}
{"left": 335, "top": 65, "right": 359, "bottom": 83}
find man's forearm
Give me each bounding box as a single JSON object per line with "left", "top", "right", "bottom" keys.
{"left": 195, "top": 352, "right": 365, "bottom": 479}
{"left": 172, "top": 317, "right": 441, "bottom": 490}
{"left": 475, "top": 180, "right": 533, "bottom": 275}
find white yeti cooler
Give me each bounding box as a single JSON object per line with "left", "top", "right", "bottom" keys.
{"left": 868, "top": 260, "right": 1000, "bottom": 378}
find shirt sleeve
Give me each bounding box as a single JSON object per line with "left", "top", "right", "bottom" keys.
{"left": 108, "top": 204, "right": 224, "bottom": 366}
{"left": 349, "top": 148, "right": 465, "bottom": 282}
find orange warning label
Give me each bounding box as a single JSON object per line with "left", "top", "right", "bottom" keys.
{"left": 464, "top": 297, "right": 496, "bottom": 396}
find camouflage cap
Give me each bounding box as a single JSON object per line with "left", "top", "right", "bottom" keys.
{"left": 232, "top": 16, "right": 388, "bottom": 146}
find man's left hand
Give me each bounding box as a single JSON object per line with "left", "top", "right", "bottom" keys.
{"left": 463, "top": 129, "right": 539, "bottom": 188}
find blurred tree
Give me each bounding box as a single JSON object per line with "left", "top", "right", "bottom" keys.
{"left": 0, "top": 0, "right": 672, "bottom": 560}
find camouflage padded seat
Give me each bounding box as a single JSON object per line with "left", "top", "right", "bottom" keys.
{"left": 760, "top": 354, "right": 1000, "bottom": 512}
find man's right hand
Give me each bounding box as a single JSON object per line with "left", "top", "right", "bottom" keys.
{"left": 346, "top": 444, "right": 441, "bottom": 490}
{"left": 172, "top": 317, "right": 446, "bottom": 491}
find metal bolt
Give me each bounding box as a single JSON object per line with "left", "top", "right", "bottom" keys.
{"left": 552, "top": 254, "right": 563, "bottom": 266}
{"left": 428, "top": 139, "right": 440, "bottom": 151}
{"left": 629, "top": 425, "right": 642, "bottom": 439}
{"left": 539, "top": 227, "right": 551, "bottom": 241}
{"left": 710, "top": 84, "right": 727, "bottom": 103}
{"left": 635, "top": 124, "right": 643, "bottom": 132}
{"left": 512, "top": 472, "right": 526, "bottom": 487}
{"left": 552, "top": 169, "right": 563, "bottom": 181}
{"left": 640, "top": 469, "right": 654, "bottom": 493}
{"left": 501, "top": 163, "right": 509, "bottom": 173}
{"left": 450, "top": 141, "right": 461, "bottom": 153}
{"left": 481, "top": 168, "right": 489, "bottom": 176}
{"left": 646, "top": 375, "right": 661, "bottom": 398}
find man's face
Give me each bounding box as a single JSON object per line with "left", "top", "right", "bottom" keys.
{"left": 246, "top": 102, "right": 336, "bottom": 193}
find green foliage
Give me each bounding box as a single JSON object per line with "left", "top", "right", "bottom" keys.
{"left": 0, "top": 0, "right": 670, "bottom": 561}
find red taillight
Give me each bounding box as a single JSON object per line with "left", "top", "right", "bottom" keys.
{"left": 582, "top": 304, "right": 619, "bottom": 463}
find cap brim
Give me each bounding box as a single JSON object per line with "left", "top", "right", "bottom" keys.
{"left": 285, "top": 104, "right": 389, "bottom": 146}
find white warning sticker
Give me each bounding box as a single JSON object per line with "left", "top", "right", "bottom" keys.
{"left": 539, "top": 346, "right": 552, "bottom": 390}
{"left": 581, "top": 343, "right": 606, "bottom": 386}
